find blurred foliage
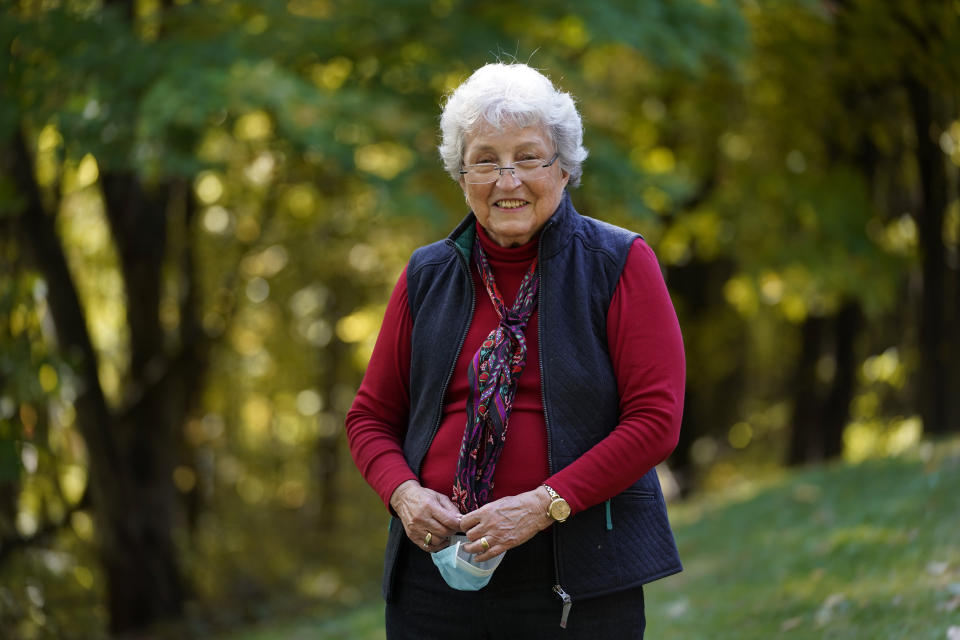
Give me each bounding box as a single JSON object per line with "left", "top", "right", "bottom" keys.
{"left": 0, "top": 0, "right": 958, "bottom": 637}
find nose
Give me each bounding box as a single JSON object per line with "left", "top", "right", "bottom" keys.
{"left": 495, "top": 168, "right": 522, "bottom": 187}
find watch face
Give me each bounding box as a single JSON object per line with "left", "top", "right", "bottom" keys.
{"left": 550, "top": 499, "right": 571, "bottom": 521}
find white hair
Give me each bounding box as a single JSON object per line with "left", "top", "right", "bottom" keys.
{"left": 438, "top": 63, "right": 588, "bottom": 187}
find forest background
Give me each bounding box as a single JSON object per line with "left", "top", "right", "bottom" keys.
{"left": 1, "top": 0, "right": 959, "bottom": 638}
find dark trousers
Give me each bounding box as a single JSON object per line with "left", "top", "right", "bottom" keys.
{"left": 385, "top": 530, "right": 646, "bottom": 640}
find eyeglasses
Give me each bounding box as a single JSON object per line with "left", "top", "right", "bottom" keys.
{"left": 459, "top": 152, "right": 560, "bottom": 185}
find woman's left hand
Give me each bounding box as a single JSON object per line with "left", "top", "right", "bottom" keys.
{"left": 459, "top": 487, "right": 553, "bottom": 562}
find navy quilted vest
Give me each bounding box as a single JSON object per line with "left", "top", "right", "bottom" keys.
{"left": 383, "top": 191, "right": 682, "bottom": 602}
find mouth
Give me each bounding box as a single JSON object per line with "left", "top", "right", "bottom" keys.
{"left": 494, "top": 199, "right": 530, "bottom": 210}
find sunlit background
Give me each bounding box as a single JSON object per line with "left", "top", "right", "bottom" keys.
{"left": 2, "top": 1, "right": 959, "bottom": 638}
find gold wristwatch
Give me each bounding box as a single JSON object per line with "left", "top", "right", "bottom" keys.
{"left": 543, "top": 484, "right": 570, "bottom": 523}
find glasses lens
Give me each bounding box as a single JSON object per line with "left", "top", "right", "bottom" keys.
{"left": 513, "top": 159, "right": 549, "bottom": 181}
{"left": 465, "top": 164, "right": 496, "bottom": 184}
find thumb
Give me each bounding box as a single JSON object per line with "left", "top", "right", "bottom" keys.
{"left": 433, "top": 496, "right": 463, "bottom": 529}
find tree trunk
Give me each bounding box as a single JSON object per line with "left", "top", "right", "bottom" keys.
{"left": 171, "top": 179, "right": 208, "bottom": 533}
{"left": 661, "top": 257, "right": 744, "bottom": 492}
{"left": 821, "top": 301, "right": 861, "bottom": 459}
{"left": 11, "top": 130, "right": 186, "bottom": 634}
{"left": 787, "top": 314, "right": 825, "bottom": 465}
{"left": 952, "top": 165, "right": 960, "bottom": 432}
{"left": 100, "top": 172, "right": 185, "bottom": 632}
{"left": 906, "top": 79, "right": 950, "bottom": 434}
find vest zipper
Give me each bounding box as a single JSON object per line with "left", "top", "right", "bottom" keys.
{"left": 536, "top": 232, "right": 554, "bottom": 477}
{"left": 537, "top": 220, "right": 571, "bottom": 627}
{"left": 553, "top": 584, "right": 572, "bottom": 628}
{"left": 415, "top": 239, "right": 476, "bottom": 476}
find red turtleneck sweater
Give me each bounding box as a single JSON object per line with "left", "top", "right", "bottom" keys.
{"left": 345, "top": 223, "right": 685, "bottom": 515}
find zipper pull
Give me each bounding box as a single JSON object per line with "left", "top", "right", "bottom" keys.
{"left": 553, "top": 584, "right": 572, "bottom": 628}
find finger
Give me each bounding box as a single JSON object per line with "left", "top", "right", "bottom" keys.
{"left": 433, "top": 492, "right": 462, "bottom": 515}
{"left": 426, "top": 499, "right": 463, "bottom": 532}
{"left": 411, "top": 529, "right": 435, "bottom": 549}
{"left": 462, "top": 534, "right": 490, "bottom": 555}
{"left": 459, "top": 511, "right": 482, "bottom": 532}
{"left": 415, "top": 531, "right": 453, "bottom": 553}
{"left": 415, "top": 505, "right": 461, "bottom": 535}
{"left": 464, "top": 538, "right": 499, "bottom": 561}
{"left": 421, "top": 513, "right": 461, "bottom": 538}
{"left": 434, "top": 510, "right": 463, "bottom": 533}
{"left": 470, "top": 550, "right": 497, "bottom": 562}
{"left": 406, "top": 510, "right": 445, "bottom": 532}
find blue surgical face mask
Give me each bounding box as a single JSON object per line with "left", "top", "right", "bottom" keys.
{"left": 431, "top": 533, "right": 505, "bottom": 591}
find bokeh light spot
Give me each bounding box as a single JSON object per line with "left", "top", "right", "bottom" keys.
{"left": 728, "top": 422, "right": 753, "bottom": 449}
{"left": 59, "top": 465, "right": 87, "bottom": 504}
{"left": 173, "top": 466, "right": 197, "bottom": 493}
{"left": 71, "top": 511, "right": 95, "bottom": 541}
{"left": 195, "top": 172, "right": 225, "bottom": 205}
{"left": 76, "top": 154, "right": 100, "bottom": 189}
{"left": 38, "top": 364, "right": 59, "bottom": 392}
{"left": 296, "top": 389, "right": 323, "bottom": 416}
{"left": 642, "top": 147, "right": 676, "bottom": 174}
{"left": 354, "top": 142, "right": 414, "bottom": 180}
{"left": 203, "top": 206, "right": 231, "bottom": 234}
{"left": 336, "top": 309, "right": 380, "bottom": 343}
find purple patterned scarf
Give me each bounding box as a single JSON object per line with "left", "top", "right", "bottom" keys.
{"left": 452, "top": 240, "right": 540, "bottom": 514}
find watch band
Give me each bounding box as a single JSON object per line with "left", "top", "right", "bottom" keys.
{"left": 544, "top": 484, "right": 563, "bottom": 502}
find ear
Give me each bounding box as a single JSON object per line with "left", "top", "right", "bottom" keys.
{"left": 560, "top": 169, "right": 570, "bottom": 188}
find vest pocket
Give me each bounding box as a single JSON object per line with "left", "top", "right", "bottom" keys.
{"left": 605, "top": 489, "right": 656, "bottom": 532}
{"left": 619, "top": 489, "right": 657, "bottom": 502}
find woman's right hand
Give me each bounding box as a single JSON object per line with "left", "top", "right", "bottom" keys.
{"left": 389, "top": 480, "right": 462, "bottom": 553}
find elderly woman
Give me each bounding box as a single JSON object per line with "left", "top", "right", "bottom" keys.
{"left": 346, "top": 63, "right": 685, "bottom": 639}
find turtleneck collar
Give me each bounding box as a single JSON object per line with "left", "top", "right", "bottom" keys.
{"left": 475, "top": 220, "right": 539, "bottom": 263}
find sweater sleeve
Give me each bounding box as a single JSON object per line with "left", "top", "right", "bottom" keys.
{"left": 544, "top": 238, "right": 685, "bottom": 514}
{"left": 344, "top": 266, "right": 419, "bottom": 510}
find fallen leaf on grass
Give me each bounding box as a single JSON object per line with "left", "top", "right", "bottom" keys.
{"left": 780, "top": 617, "right": 802, "bottom": 632}
{"left": 792, "top": 483, "right": 820, "bottom": 503}
{"left": 814, "top": 593, "right": 847, "bottom": 627}
{"left": 939, "top": 595, "right": 960, "bottom": 613}
{"left": 665, "top": 598, "right": 690, "bottom": 619}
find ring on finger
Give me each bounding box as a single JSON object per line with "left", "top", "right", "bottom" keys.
{"left": 424, "top": 532, "right": 432, "bottom": 547}
{"left": 480, "top": 537, "right": 490, "bottom": 552}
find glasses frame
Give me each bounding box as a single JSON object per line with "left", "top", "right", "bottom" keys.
{"left": 459, "top": 152, "right": 560, "bottom": 184}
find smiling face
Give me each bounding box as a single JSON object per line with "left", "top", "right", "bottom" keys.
{"left": 459, "top": 122, "right": 569, "bottom": 248}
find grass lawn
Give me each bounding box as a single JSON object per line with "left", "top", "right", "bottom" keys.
{"left": 645, "top": 438, "right": 960, "bottom": 639}
{"left": 221, "top": 438, "right": 960, "bottom": 639}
